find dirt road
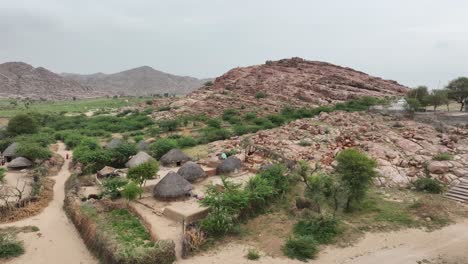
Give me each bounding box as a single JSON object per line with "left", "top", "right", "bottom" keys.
{"left": 0, "top": 143, "right": 97, "bottom": 264}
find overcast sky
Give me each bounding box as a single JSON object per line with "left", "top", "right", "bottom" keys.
{"left": 1, "top": 0, "right": 467, "bottom": 88}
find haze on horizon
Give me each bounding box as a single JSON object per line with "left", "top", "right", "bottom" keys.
{"left": 1, "top": 0, "right": 467, "bottom": 89}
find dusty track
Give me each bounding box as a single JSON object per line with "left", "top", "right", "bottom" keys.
{"left": 0, "top": 143, "right": 97, "bottom": 264}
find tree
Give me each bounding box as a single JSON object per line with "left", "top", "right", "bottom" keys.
{"left": 407, "top": 86, "right": 429, "bottom": 106}
{"left": 7, "top": 114, "right": 39, "bottom": 136}
{"left": 446, "top": 77, "right": 468, "bottom": 111}
{"left": 127, "top": 161, "right": 159, "bottom": 197}
{"left": 16, "top": 143, "right": 51, "bottom": 161}
{"left": 335, "top": 148, "right": 377, "bottom": 210}
{"left": 425, "top": 89, "right": 449, "bottom": 111}
{"left": 404, "top": 97, "right": 421, "bottom": 112}
{"left": 121, "top": 182, "right": 143, "bottom": 203}
{"left": 149, "top": 138, "right": 178, "bottom": 159}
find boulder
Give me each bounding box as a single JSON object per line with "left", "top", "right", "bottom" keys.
{"left": 427, "top": 161, "right": 450, "bottom": 174}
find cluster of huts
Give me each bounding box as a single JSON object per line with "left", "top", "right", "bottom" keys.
{"left": 0, "top": 142, "right": 34, "bottom": 170}
{"left": 100, "top": 138, "right": 243, "bottom": 201}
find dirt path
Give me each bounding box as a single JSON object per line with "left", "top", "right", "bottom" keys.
{"left": 0, "top": 143, "right": 97, "bottom": 264}
{"left": 180, "top": 220, "right": 468, "bottom": 264}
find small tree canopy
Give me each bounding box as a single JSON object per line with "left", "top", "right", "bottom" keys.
{"left": 122, "top": 182, "right": 143, "bottom": 202}
{"left": 407, "top": 86, "right": 429, "bottom": 106}
{"left": 335, "top": 148, "right": 377, "bottom": 210}
{"left": 16, "top": 143, "right": 52, "bottom": 161}
{"left": 127, "top": 160, "right": 159, "bottom": 188}
{"left": 446, "top": 77, "right": 468, "bottom": 111}
{"left": 425, "top": 89, "right": 449, "bottom": 111}
{"left": 7, "top": 114, "right": 39, "bottom": 136}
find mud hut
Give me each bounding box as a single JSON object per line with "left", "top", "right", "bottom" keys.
{"left": 160, "top": 149, "right": 191, "bottom": 166}
{"left": 125, "top": 151, "right": 155, "bottom": 168}
{"left": 177, "top": 161, "right": 206, "bottom": 182}
{"left": 106, "top": 138, "right": 123, "bottom": 150}
{"left": 137, "top": 140, "right": 150, "bottom": 152}
{"left": 216, "top": 156, "right": 242, "bottom": 175}
{"left": 2, "top": 142, "right": 18, "bottom": 162}
{"left": 7, "top": 157, "right": 33, "bottom": 169}
{"left": 153, "top": 172, "right": 192, "bottom": 200}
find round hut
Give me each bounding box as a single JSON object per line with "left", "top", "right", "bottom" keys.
{"left": 160, "top": 149, "right": 191, "bottom": 166}
{"left": 137, "top": 140, "right": 150, "bottom": 152}
{"left": 126, "top": 151, "right": 155, "bottom": 168}
{"left": 7, "top": 157, "right": 33, "bottom": 169}
{"left": 216, "top": 156, "right": 242, "bottom": 175}
{"left": 153, "top": 172, "right": 193, "bottom": 200}
{"left": 106, "top": 138, "right": 123, "bottom": 150}
{"left": 177, "top": 161, "right": 206, "bottom": 182}
{"left": 3, "top": 142, "right": 18, "bottom": 162}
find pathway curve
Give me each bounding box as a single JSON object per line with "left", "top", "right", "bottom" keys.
{"left": 0, "top": 142, "right": 97, "bottom": 264}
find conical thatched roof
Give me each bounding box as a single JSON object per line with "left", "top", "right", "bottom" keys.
{"left": 137, "top": 140, "right": 150, "bottom": 151}
{"left": 3, "top": 142, "right": 18, "bottom": 157}
{"left": 97, "top": 166, "right": 116, "bottom": 177}
{"left": 153, "top": 172, "right": 192, "bottom": 199}
{"left": 177, "top": 161, "right": 206, "bottom": 182}
{"left": 106, "top": 138, "right": 123, "bottom": 149}
{"left": 125, "top": 151, "right": 155, "bottom": 168}
{"left": 160, "top": 149, "right": 191, "bottom": 166}
{"left": 216, "top": 156, "right": 241, "bottom": 175}
{"left": 7, "top": 157, "right": 33, "bottom": 168}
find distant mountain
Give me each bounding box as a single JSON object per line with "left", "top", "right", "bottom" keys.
{"left": 62, "top": 66, "right": 208, "bottom": 96}
{"left": 0, "top": 62, "right": 101, "bottom": 100}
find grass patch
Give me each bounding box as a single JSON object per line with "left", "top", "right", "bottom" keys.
{"left": 246, "top": 249, "right": 260, "bottom": 260}
{"left": 0, "top": 234, "right": 24, "bottom": 258}
{"left": 283, "top": 235, "right": 318, "bottom": 261}
{"left": 433, "top": 153, "right": 454, "bottom": 161}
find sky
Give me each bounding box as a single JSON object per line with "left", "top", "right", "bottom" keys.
{"left": 1, "top": 0, "right": 467, "bottom": 88}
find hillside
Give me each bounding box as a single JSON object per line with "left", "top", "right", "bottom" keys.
{"left": 62, "top": 66, "right": 208, "bottom": 96}
{"left": 152, "top": 57, "right": 409, "bottom": 118}
{"left": 0, "top": 62, "right": 101, "bottom": 100}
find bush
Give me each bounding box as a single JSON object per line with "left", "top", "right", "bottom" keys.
{"left": 122, "top": 182, "right": 143, "bottom": 202}
{"left": 413, "top": 178, "right": 444, "bottom": 194}
{"left": 127, "top": 161, "right": 159, "bottom": 188}
{"left": 283, "top": 235, "right": 318, "bottom": 261}
{"left": 73, "top": 146, "right": 113, "bottom": 173}
{"left": 258, "top": 164, "right": 289, "bottom": 194}
{"left": 298, "top": 139, "right": 312, "bottom": 146}
{"left": 246, "top": 249, "right": 260, "bottom": 260}
{"left": 109, "top": 143, "right": 137, "bottom": 168}
{"left": 150, "top": 138, "right": 178, "bottom": 159}
{"left": 7, "top": 113, "right": 39, "bottom": 136}
{"left": 206, "top": 118, "right": 222, "bottom": 129}
{"left": 102, "top": 178, "right": 129, "bottom": 199}
{"left": 222, "top": 109, "right": 238, "bottom": 121}
{"left": 159, "top": 119, "right": 180, "bottom": 132}
{"left": 255, "top": 91, "right": 267, "bottom": 99}
{"left": 293, "top": 215, "right": 340, "bottom": 244}
{"left": 200, "top": 128, "right": 232, "bottom": 143}
{"left": 433, "top": 153, "right": 454, "bottom": 161}
{"left": 16, "top": 143, "right": 52, "bottom": 161}
{"left": 0, "top": 233, "right": 24, "bottom": 258}
{"left": 176, "top": 136, "right": 197, "bottom": 148}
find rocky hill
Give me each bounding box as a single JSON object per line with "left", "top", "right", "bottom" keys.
{"left": 152, "top": 57, "right": 409, "bottom": 119}
{"left": 0, "top": 62, "right": 101, "bottom": 100}
{"left": 62, "top": 66, "right": 208, "bottom": 96}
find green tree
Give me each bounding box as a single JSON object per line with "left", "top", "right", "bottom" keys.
{"left": 7, "top": 114, "right": 39, "bottom": 136}
{"left": 407, "top": 86, "right": 429, "bottom": 106}
{"left": 149, "top": 138, "right": 178, "bottom": 159}
{"left": 404, "top": 97, "right": 421, "bottom": 112}
{"left": 16, "top": 143, "right": 52, "bottom": 161}
{"left": 335, "top": 148, "right": 377, "bottom": 210}
{"left": 127, "top": 161, "right": 159, "bottom": 192}
{"left": 425, "top": 89, "right": 449, "bottom": 111}
{"left": 121, "top": 182, "right": 143, "bottom": 203}
{"left": 446, "top": 77, "right": 468, "bottom": 111}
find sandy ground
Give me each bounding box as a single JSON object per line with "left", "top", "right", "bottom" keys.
{"left": 1, "top": 170, "right": 32, "bottom": 203}
{"left": 0, "top": 143, "right": 97, "bottom": 264}
{"left": 179, "top": 220, "right": 468, "bottom": 264}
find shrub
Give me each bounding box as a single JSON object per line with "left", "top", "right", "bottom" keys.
{"left": 267, "top": 114, "right": 286, "bottom": 126}
{"left": 255, "top": 91, "right": 267, "bottom": 99}
{"left": 73, "top": 146, "right": 113, "bottom": 173}
{"left": 122, "top": 182, "right": 143, "bottom": 202}
{"left": 150, "top": 138, "right": 179, "bottom": 159}
{"left": 204, "top": 81, "right": 213, "bottom": 86}
{"left": 127, "top": 161, "right": 159, "bottom": 188}
{"left": 7, "top": 113, "right": 39, "bottom": 136}
{"left": 200, "top": 128, "right": 232, "bottom": 143}
{"left": 246, "top": 249, "right": 260, "bottom": 260}
{"left": 243, "top": 112, "right": 257, "bottom": 121}
{"left": 413, "top": 178, "right": 444, "bottom": 194}
{"left": 298, "top": 139, "right": 312, "bottom": 146}
{"left": 159, "top": 119, "right": 180, "bottom": 132}
{"left": 109, "top": 143, "right": 137, "bottom": 168}
{"left": 258, "top": 164, "right": 289, "bottom": 194}
{"left": 336, "top": 148, "right": 377, "bottom": 210}
{"left": 245, "top": 175, "right": 275, "bottom": 214}
{"left": 102, "top": 178, "right": 129, "bottom": 199}
{"left": 283, "top": 235, "right": 318, "bottom": 261}
{"left": 16, "top": 143, "right": 52, "bottom": 161}
{"left": 206, "top": 118, "right": 222, "bottom": 129}
{"left": 176, "top": 136, "right": 197, "bottom": 148}
{"left": 0, "top": 234, "right": 24, "bottom": 258}
{"left": 293, "top": 215, "right": 340, "bottom": 244}
{"left": 433, "top": 153, "right": 454, "bottom": 161}
{"left": 222, "top": 109, "right": 238, "bottom": 121}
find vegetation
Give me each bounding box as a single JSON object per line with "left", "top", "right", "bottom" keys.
{"left": 127, "top": 161, "right": 159, "bottom": 188}
{"left": 255, "top": 91, "right": 267, "bottom": 99}
{"left": 6, "top": 113, "right": 39, "bottom": 136}
{"left": 283, "top": 235, "right": 318, "bottom": 261}
{"left": 0, "top": 168, "right": 6, "bottom": 182}
{"left": 122, "top": 182, "right": 143, "bottom": 203}
{"left": 102, "top": 178, "right": 129, "bottom": 199}
{"left": 413, "top": 178, "right": 444, "bottom": 194}
{"left": 246, "top": 249, "right": 260, "bottom": 260}
{"left": 16, "top": 143, "right": 52, "bottom": 161}
{"left": 446, "top": 77, "right": 468, "bottom": 111}
{"left": 0, "top": 233, "right": 24, "bottom": 258}
{"left": 292, "top": 215, "right": 341, "bottom": 244}
{"left": 150, "top": 138, "right": 178, "bottom": 159}
{"left": 433, "top": 152, "right": 454, "bottom": 161}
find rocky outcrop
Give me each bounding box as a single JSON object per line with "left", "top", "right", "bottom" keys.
{"left": 153, "top": 57, "right": 408, "bottom": 119}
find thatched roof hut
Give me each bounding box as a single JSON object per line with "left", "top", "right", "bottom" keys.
{"left": 160, "top": 149, "right": 191, "bottom": 166}
{"left": 106, "top": 138, "right": 123, "bottom": 149}
{"left": 216, "top": 156, "right": 241, "bottom": 175}
{"left": 177, "top": 161, "right": 206, "bottom": 182}
{"left": 137, "top": 140, "right": 150, "bottom": 152}
{"left": 153, "top": 172, "right": 192, "bottom": 200}
{"left": 125, "top": 151, "right": 155, "bottom": 168}
{"left": 97, "top": 166, "right": 117, "bottom": 178}
{"left": 7, "top": 157, "right": 33, "bottom": 169}
{"left": 3, "top": 142, "right": 18, "bottom": 158}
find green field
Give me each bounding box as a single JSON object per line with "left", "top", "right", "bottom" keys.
{"left": 0, "top": 97, "right": 151, "bottom": 118}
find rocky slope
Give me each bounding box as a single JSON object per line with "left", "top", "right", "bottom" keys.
{"left": 153, "top": 57, "right": 409, "bottom": 119}
{"left": 0, "top": 62, "right": 101, "bottom": 100}
{"left": 63, "top": 66, "right": 208, "bottom": 96}
{"left": 207, "top": 111, "right": 468, "bottom": 187}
